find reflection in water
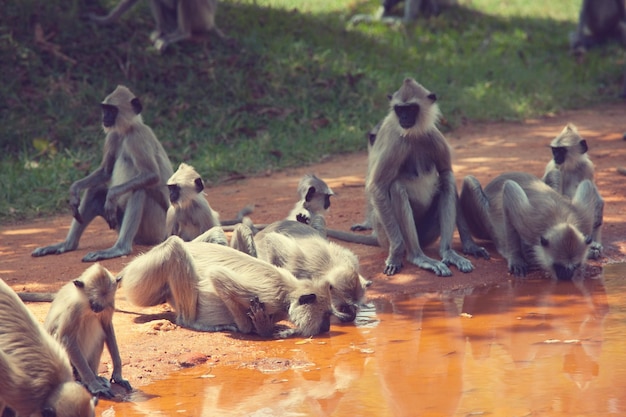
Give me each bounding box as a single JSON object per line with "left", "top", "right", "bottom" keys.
{"left": 101, "top": 265, "right": 626, "bottom": 417}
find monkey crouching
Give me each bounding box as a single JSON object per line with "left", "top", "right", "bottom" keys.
{"left": 460, "top": 172, "right": 597, "bottom": 280}
{"left": 120, "top": 236, "right": 335, "bottom": 338}
{"left": 0, "top": 279, "right": 97, "bottom": 417}
{"left": 44, "top": 263, "right": 132, "bottom": 398}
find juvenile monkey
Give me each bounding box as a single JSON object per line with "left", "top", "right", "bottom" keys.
{"left": 32, "top": 85, "right": 173, "bottom": 262}
{"left": 327, "top": 78, "right": 488, "bottom": 276}
{"left": 542, "top": 124, "right": 604, "bottom": 258}
{"left": 0, "top": 278, "right": 96, "bottom": 417}
{"left": 44, "top": 263, "right": 132, "bottom": 398}
{"left": 459, "top": 172, "right": 597, "bottom": 280}
{"left": 88, "top": 0, "right": 224, "bottom": 53}
{"left": 120, "top": 236, "right": 334, "bottom": 338}
{"left": 286, "top": 174, "right": 334, "bottom": 236}
{"left": 253, "top": 220, "right": 372, "bottom": 323}
{"left": 569, "top": 0, "right": 626, "bottom": 54}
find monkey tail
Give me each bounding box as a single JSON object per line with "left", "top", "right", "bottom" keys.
{"left": 17, "top": 292, "right": 55, "bottom": 302}
{"left": 326, "top": 229, "right": 379, "bottom": 246}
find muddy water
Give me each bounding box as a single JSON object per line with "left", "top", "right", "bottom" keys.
{"left": 101, "top": 264, "right": 626, "bottom": 417}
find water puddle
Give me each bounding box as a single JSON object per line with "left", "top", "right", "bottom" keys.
{"left": 101, "top": 264, "right": 626, "bottom": 417}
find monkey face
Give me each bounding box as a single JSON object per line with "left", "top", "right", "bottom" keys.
{"left": 323, "top": 194, "right": 331, "bottom": 210}
{"left": 168, "top": 184, "right": 181, "bottom": 203}
{"left": 394, "top": 104, "right": 420, "bottom": 129}
{"left": 551, "top": 146, "right": 567, "bottom": 165}
{"left": 101, "top": 104, "right": 118, "bottom": 128}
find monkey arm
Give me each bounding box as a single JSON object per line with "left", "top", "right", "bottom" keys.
{"left": 61, "top": 335, "right": 115, "bottom": 398}
{"left": 103, "top": 321, "right": 132, "bottom": 391}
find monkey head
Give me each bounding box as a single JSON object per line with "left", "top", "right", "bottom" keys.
{"left": 43, "top": 381, "right": 97, "bottom": 417}
{"left": 297, "top": 174, "right": 334, "bottom": 213}
{"left": 535, "top": 223, "right": 591, "bottom": 280}
{"left": 73, "top": 263, "right": 120, "bottom": 314}
{"left": 288, "top": 280, "right": 334, "bottom": 336}
{"left": 549, "top": 124, "right": 588, "bottom": 165}
{"left": 167, "top": 163, "right": 205, "bottom": 205}
{"left": 101, "top": 85, "right": 143, "bottom": 133}
{"left": 388, "top": 78, "right": 440, "bottom": 133}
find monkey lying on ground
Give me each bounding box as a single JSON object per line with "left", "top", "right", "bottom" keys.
{"left": 569, "top": 0, "right": 626, "bottom": 54}
{"left": 349, "top": 0, "right": 457, "bottom": 25}
{"left": 32, "top": 85, "right": 173, "bottom": 262}
{"left": 120, "top": 236, "right": 334, "bottom": 338}
{"left": 327, "top": 78, "right": 489, "bottom": 276}
{"left": 166, "top": 162, "right": 253, "bottom": 241}
{"left": 0, "top": 278, "right": 97, "bottom": 417}
{"left": 228, "top": 220, "right": 372, "bottom": 323}
{"left": 44, "top": 264, "right": 132, "bottom": 398}
{"left": 542, "top": 124, "right": 604, "bottom": 259}
{"left": 459, "top": 172, "right": 597, "bottom": 280}
{"left": 88, "top": 0, "right": 225, "bottom": 53}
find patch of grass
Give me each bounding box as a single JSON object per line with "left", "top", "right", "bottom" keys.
{"left": 1, "top": 0, "right": 623, "bottom": 222}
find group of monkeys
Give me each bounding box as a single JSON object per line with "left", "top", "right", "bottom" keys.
{"left": 0, "top": 75, "right": 607, "bottom": 415}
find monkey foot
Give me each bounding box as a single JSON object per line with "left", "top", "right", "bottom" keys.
{"left": 442, "top": 251, "right": 475, "bottom": 273}
{"left": 408, "top": 255, "right": 452, "bottom": 277}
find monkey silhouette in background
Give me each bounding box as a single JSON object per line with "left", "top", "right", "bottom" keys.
{"left": 44, "top": 264, "right": 132, "bottom": 398}
{"left": 0, "top": 279, "right": 97, "bottom": 417}
{"left": 542, "top": 124, "right": 604, "bottom": 259}
{"left": 88, "top": 0, "right": 225, "bottom": 53}
{"left": 460, "top": 172, "right": 597, "bottom": 280}
{"left": 350, "top": 0, "right": 457, "bottom": 25}
{"left": 570, "top": 0, "right": 626, "bottom": 54}
{"left": 32, "top": 85, "right": 173, "bottom": 262}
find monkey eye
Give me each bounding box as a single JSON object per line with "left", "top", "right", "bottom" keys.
{"left": 585, "top": 236, "right": 593, "bottom": 245}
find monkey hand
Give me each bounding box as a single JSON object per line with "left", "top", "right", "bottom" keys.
{"left": 111, "top": 375, "right": 133, "bottom": 392}
{"left": 69, "top": 189, "right": 83, "bottom": 224}
{"left": 248, "top": 296, "right": 275, "bottom": 338}
{"left": 296, "top": 213, "right": 310, "bottom": 224}
{"left": 104, "top": 197, "right": 118, "bottom": 229}
{"left": 86, "top": 378, "right": 115, "bottom": 399}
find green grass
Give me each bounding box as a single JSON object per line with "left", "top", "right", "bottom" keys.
{"left": 1, "top": 0, "right": 624, "bottom": 222}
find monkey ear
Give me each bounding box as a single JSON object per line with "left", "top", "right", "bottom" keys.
{"left": 305, "top": 186, "right": 317, "bottom": 202}
{"left": 73, "top": 279, "right": 85, "bottom": 289}
{"left": 130, "top": 97, "right": 143, "bottom": 115}
{"left": 387, "top": 94, "right": 393, "bottom": 101}
{"left": 540, "top": 236, "right": 549, "bottom": 247}
{"left": 298, "top": 294, "right": 317, "bottom": 305}
{"left": 579, "top": 139, "right": 588, "bottom": 154}
{"left": 41, "top": 407, "right": 56, "bottom": 417}
{"left": 194, "top": 177, "right": 205, "bottom": 193}
{"left": 427, "top": 93, "right": 437, "bottom": 102}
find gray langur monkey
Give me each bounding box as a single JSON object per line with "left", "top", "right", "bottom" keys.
{"left": 569, "top": 0, "right": 626, "bottom": 54}
{"left": 230, "top": 220, "right": 372, "bottom": 323}
{"left": 166, "top": 162, "right": 254, "bottom": 241}
{"left": 542, "top": 124, "right": 604, "bottom": 259}
{"left": 0, "top": 279, "right": 97, "bottom": 417}
{"left": 459, "top": 172, "right": 597, "bottom": 280}
{"left": 119, "top": 236, "right": 335, "bottom": 338}
{"left": 327, "top": 78, "right": 489, "bottom": 276}
{"left": 350, "top": 121, "right": 382, "bottom": 232}
{"left": 32, "top": 85, "right": 174, "bottom": 262}
{"left": 285, "top": 174, "right": 334, "bottom": 236}
{"left": 88, "top": 0, "right": 225, "bottom": 53}
{"left": 349, "top": 0, "right": 457, "bottom": 26}
{"left": 44, "top": 264, "right": 132, "bottom": 398}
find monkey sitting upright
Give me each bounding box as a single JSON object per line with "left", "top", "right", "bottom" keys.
{"left": 459, "top": 172, "right": 598, "bottom": 280}
{"left": 349, "top": 0, "right": 457, "bottom": 25}
{"left": 542, "top": 124, "right": 604, "bottom": 259}
{"left": 88, "top": 0, "right": 225, "bottom": 53}
{"left": 120, "top": 236, "right": 335, "bottom": 338}
{"left": 327, "top": 78, "right": 489, "bottom": 276}
{"left": 285, "top": 174, "right": 334, "bottom": 236}
{"left": 44, "top": 263, "right": 132, "bottom": 398}
{"left": 32, "top": 85, "right": 174, "bottom": 262}
{"left": 569, "top": 0, "right": 626, "bottom": 54}
{"left": 0, "top": 279, "right": 97, "bottom": 417}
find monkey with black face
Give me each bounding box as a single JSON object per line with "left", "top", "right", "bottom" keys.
{"left": 88, "top": 0, "right": 224, "bottom": 53}
{"left": 460, "top": 172, "right": 597, "bottom": 280}
{"left": 120, "top": 236, "right": 334, "bottom": 338}
{"left": 32, "top": 85, "right": 173, "bottom": 262}
{"left": 0, "top": 278, "right": 97, "bottom": 417}
{"left": 569, "top": 0, "right": 626, "bottom": 54}
{"left": 327, "top": 78, "right": 488, "bottom": 276}
{"left": 542, "top": 124, "right": 604, "bottom": 259}
{"left": 285, "top": 174, "right": 334, "bottom": 236}
{"left": 44, "top": 264, "right": 132, "bottom": 398}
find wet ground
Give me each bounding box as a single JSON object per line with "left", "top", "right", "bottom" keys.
{"left": 99, "top": 263, "right": 626, "bottom": 417}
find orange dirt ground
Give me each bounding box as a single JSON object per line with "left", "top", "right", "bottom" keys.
{"left": 1, "top": 104, "right": 625, "bottom": 399}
